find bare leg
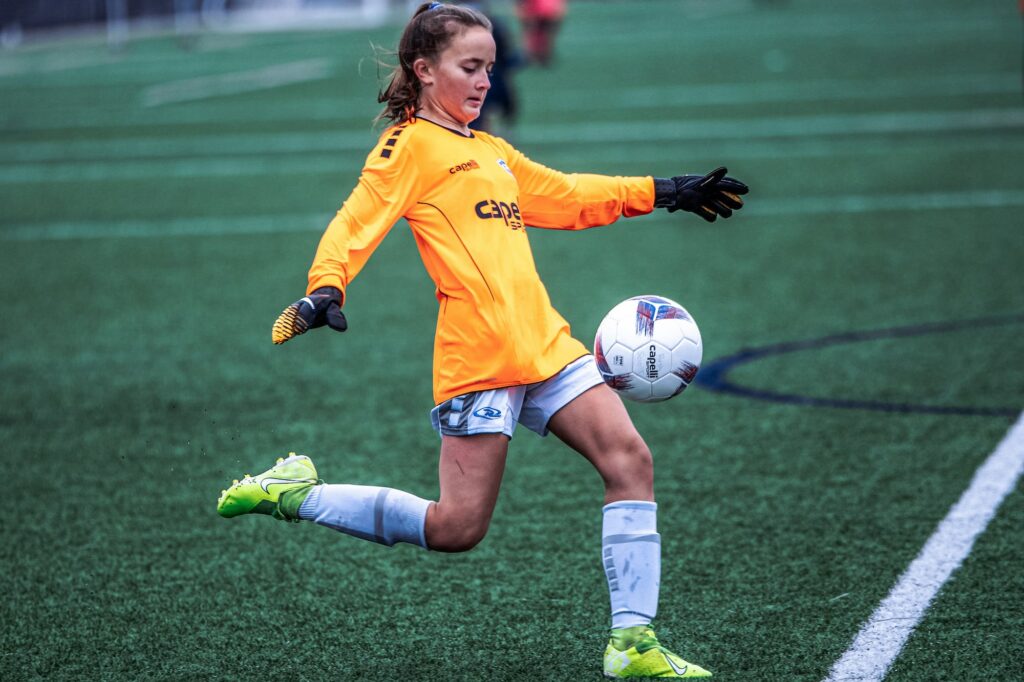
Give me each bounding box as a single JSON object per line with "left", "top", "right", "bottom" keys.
{"left": 292, "top": 433, "right": 507, "bottom": 551}
{"left": 546, "top": 383, "right": 654, "bottom": 503}
{"left": 424, "top": 432, "right": 509, "bottom": 552}
{"left": 549, "top": 383, "right": 661, "bottom": 631}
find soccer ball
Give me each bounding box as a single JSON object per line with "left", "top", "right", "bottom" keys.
{"left": 593, "top": 295, "right": 703, "bottom": 403}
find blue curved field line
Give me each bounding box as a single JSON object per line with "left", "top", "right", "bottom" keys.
{"left": 695, "top": 314, "right": 1024, "bottom": 417}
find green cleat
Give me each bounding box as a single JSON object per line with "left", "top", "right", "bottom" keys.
{"left": 603, "top": 626, "right": 712, "bottom": 678}
{"left": 216, "top": 453, "right": 321, "bottom": 522}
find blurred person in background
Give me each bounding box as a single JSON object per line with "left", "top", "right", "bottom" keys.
{"left": 464, "top": 1, "right": 523, "bottom": 136}
{"left": 517, "top": 0, "right": 565, "bottom": 66}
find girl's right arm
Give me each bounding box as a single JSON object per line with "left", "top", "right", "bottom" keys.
{"left": 271, "top": 126, "right": 421, "bottom": 345}
{"left": 307, "top": 126, "right": 422, "bottom": 303}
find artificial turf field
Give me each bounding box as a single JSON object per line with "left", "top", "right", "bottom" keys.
{"left": 2, "top": 0, "right": 1023, "bottom": 679}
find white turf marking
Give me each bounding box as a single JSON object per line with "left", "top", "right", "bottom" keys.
{"left": 2, "top": 108, "right": 1021, "bottom": 164}
{"left": 824, "top": 412, "right": 1024, "bottom": 682}
{"left": 3, "top": 190, "right": 1023, "bottom": 242}
{"left": 750, "top": 191, "right": 1024, "bottom": 216}
{"left": 3, "top": 72, "right": 1017, "bottom": 131}
{"left": 140, "top": 58, "right": 332, "bottom": 107}
{"left": 552, "top": 73, "right": 1020, "bottom": 112}
{"left": 0, "top": 51, "right": 120, "bottom": 78}
{"left": 0, "top": 213, "right": 328, "bottom": 241}
{"left": 3, "top": 138, "right": 1024, "bottom": 186}
{"left": 561, "top": 12, "right": 1003, "bottom": 47}
{"left": 522, "top": 108, "right": 1024, "bottom": 146}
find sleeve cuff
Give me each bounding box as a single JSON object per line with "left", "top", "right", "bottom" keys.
{"left": 306, "top": 275, "right": 346, "bottom": 304}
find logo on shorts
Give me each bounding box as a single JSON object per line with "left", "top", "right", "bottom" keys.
{"left": 473, "top": 407, "right": 502, "bottom": 420}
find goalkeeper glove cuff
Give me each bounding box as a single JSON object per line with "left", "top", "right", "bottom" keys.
{"left": 653, "top": 167, "right": 749, "bottom": 222}
{"left": 653, "top": 177, "right": 679, "bottom": 209}
{"left": 272, "top": 286, "right": 347, "bottom": 345}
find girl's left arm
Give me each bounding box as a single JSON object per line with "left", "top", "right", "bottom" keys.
{"left": 501, "top": 142, "right": 655, "bottom": 230}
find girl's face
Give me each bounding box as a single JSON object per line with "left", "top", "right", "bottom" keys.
{"left": 414, "top": 25, "right": 495, "bottom": 132}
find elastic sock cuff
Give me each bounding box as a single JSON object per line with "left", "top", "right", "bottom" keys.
{"left": 611, "top": 615, "right": 653, "bottom": 633}
{"left": 603, "top": 500, "right": 657, "bottom": 513}
{"left": 297, "top": 484, "right": 322, "bottom": 520}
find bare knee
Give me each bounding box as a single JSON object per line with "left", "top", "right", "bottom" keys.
{"left": 424, "top": 506, "right": 491, "bottom": 553}
{"left": 602, "top": 437, "right": 654, "bottom": 502}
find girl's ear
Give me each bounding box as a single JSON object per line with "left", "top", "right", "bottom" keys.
{"left": 412, "top": 57, "right": 434, "bottom": 86}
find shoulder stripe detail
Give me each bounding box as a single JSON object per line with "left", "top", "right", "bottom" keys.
{"left": 379, "top": 126, "right": 406, "bottom": 159}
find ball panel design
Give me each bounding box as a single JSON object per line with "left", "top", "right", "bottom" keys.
{"left": 604, "top": 373, "right": 637, "bottom": 394}
{"left": 671, "top": 340, "right": 702, "bottom": 379}
{"left": 613, "top": 316, "right": 646, "bottom": 350}
{"left": 673, "top": 361, "right": 699, "bottom": 385}
{"left": 604, "top": 343, "right": 633, "bottom": 375}
{"left": 652, "top": 373, "right": 686, "bottom": 401}
{"left": 594, "top": 332, "right": 611, "bottom": 374}
{"left": 632, "top": 342, "right": 671, "bottom": 384}
{"left": 651, "top": 318, "right": 685, "bottom": 349}
{"left": 594, "top": 294, "right": 702, "bottom": 403}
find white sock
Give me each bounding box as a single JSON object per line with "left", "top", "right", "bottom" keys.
{"left": 602, "top": 500, "right": 660, "bottom": 630}
{"left": 298, "top": 484, "right": 431, "bottom": 549}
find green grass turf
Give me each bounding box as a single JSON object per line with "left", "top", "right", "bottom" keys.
{"left": 1, "top": 0, "right": 1023, "bottom": 679}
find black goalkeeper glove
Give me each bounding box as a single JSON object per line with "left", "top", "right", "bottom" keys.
{"left": 271, "top": 286, "right": 347, "bottom": 344}
{"left": 653, "top": 167, "right": 749, "bottom": 222}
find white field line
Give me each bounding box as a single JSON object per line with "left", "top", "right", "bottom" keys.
{"left": 0, "top": 154, "right": 360, "bottom": 183}
{"left": 0, "top": 50, "right": 121, "bottom": 78}
{"left": 559, "top": 14, "right": 1005, "bottom": 47}
{"left": 544, "top": 73, "right": 1020, "bottom": 112}
{"left": 0, "top": 7, "right": 1002, "bottom": 82}
{"left": 824, "top": 411, "right": 1024, "bottom": 682}
{"left": 2, "top": 108, "right": 1022, "bottom": 164}
{"left": 0, "top": 128, "right": 371, "bottom": 163}
{"left": 0, "top": 213, "right": 329, "bottom": 241}
{"left": 3, "top": 137, "right": 1022, "bottom": 184}
{"left": 555, "top": 135, "right": 1024, "bottom": 167}
{"left": 750, "top": 191, "right": 1024, "bottom": 216}
{"left": 0, "top": 3, "right": 1008, "bottom": 82}
{"left": 139, "top": 58, "right": 332, "bottom": 107}
{"left": 0, "top": 33, "right": 280, "bottom": 82}
{"left": 2, "top": 72, "right": 1017, "bottom": 131}
{"left": 3, "top": 190, "right": 1024, "bottom": 242}
{"left": 520, "top": 108, "right": 1024, "bottom": 146}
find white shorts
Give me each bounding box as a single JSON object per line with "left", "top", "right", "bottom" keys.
{"left": 430, "top": 355, "right": 604, "bottom": 438}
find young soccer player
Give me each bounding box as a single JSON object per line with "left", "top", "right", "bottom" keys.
{"left": 217, "top": 3, "right": 747, "bottom": 678}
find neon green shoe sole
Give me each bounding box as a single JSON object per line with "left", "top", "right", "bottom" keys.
{"left": 603, "top": 627, "right": 712, "bottom": 678}
{"left": 217, "top": 453, "right": 320, "bottom": 521}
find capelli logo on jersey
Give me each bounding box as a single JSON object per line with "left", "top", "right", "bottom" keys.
{"left": 449, "top": 160, "right": 480, "bottom": 174}
{"left": 475, "top": 199, "right": 523, "bottom": 230}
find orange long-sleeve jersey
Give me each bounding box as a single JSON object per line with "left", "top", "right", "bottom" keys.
{"left": 307, "top": 118, "right": 655, "bottom": 404}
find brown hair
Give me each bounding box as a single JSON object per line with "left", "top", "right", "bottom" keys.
{"left": 375, "top": 2, "right": 492, "bottom": 125}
